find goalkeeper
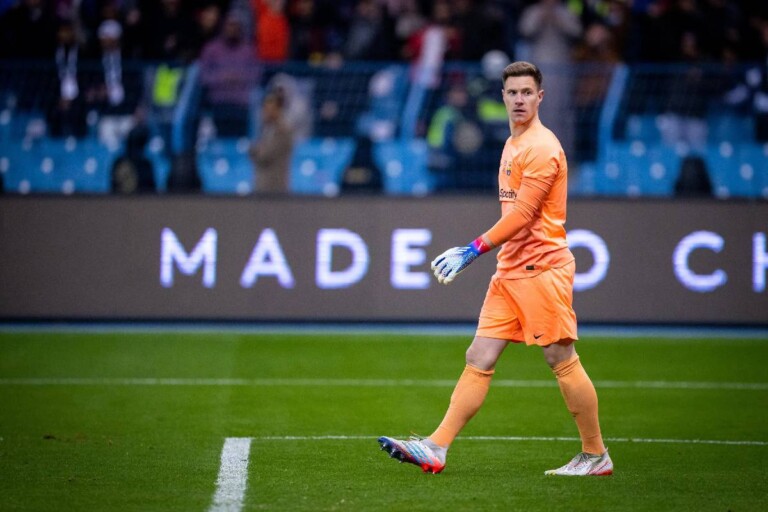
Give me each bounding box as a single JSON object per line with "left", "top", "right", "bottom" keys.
{"left": 378, "top": 61, "right": 612, "bottom": 477}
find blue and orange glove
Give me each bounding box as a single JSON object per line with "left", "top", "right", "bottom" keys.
{"left": 431, "top": 236, "right": 493, "bottom": 285}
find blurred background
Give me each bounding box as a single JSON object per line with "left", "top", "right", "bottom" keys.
{"left": 1, "top": 0, "right": 767, "bottom": 326}
{"left": 0, "top": 0, "right": 766, "bottom": 199}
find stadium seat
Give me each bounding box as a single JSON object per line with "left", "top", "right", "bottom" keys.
{"left": 372, "top": 138, "right": 433, "bottom": 196}
{"left": 707, "top": 113, "right": 755, "bottom": 144}
{"left": 1, "top": 137, "right": 113, "bottom": 194}
{"left": 570, "top": 161, "right": 597, "bottom": 196}
{"left": 0, "top": 107, "right": 12, "bottom": 142}
{"left": 595, "top": 141, "right": 682, "bottom": 197}
{"left": 741, "top": 143, "right": 768, "bottom": 199}
{"left": 703, "top": 141, "right": 761, "bottom": 199}
{"left": 197, "top": 137, "right": 254, "bottom": 195}
{"left": 625, "top": 114, "right": 661, "bottom": 143}
{"left": 290, "top": 137, "right": 356, "bottom": 196}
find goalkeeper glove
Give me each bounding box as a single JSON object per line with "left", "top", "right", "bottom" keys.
{"left": 431, "top": 236, "right": 493, "bottom": 285}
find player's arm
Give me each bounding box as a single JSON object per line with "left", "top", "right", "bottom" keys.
{"left": 483, "top": 174, "right": 552, "bottom": 246}
{"left": 431, "top": 153, "right": 556, "bottom": 285}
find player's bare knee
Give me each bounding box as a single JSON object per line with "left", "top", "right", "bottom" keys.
{"left": 465, "top": 348, "right": 496, "bottom": 371}
{"left": 465, "top": 337, "right": 506, "bottom": 370}
{"left": 542, "top": 340, "right": 576, "bottom": 368}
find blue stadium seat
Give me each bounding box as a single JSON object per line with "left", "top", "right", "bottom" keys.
{"left": 595, "top": 141, "right": 681, "bottom": 197}
{"left": 570, "top": 161, "right": 597, "bottom": 196}
{"left": 708, "top": 114, "right": 755, "bottom": 144}
{"left": 0, "top": 107, "right": 12, "bottom": 142}
{"left": 372, "top": 138, "right": 433, "bottom": 196}
{"left": 1, "top": 137, "right": 113, "bottom": 194}
{"left": 197, "top": 137, "right": 254, "bottom": 195}
{"left": 741, "top": 143, "right": 768, "bottom": 199}
{"left": 706, "top": 142, "right": 767, "bottom": 198}
{"left": 290, "top": 137, "right": 356, "bottom": 196}
{"left": 0, "top": 138, "right": 51, "bottom": 193}
{"left": 625, "top": 114, "right": 661, "bottom": 143}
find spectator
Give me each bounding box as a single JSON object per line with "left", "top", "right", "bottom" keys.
{"left": 519, "top": 0, "right": 582, "bottom": 157}
{"left": 519, "top": 0, "right": 582, "bottom": 64}
{"left": 343, "top": 0, "right": 395, "bottom": 61}
{"left": 141, "top": 0, "right": 199, "bottom": 62}
{"left": 199, "top": 11, "right": 258, "bottom": 137}
{"left": 468, "top": 49, "right": 511, "bottom": 146}
{"left": 722, "top": 12, "right": 768, "bottom": 141}
{"left": 264, "top": 72, "right": 314, "bottom": 142}
{"left": 76, "top": 0, "right": 147, "bottom": 60}
{"left": 572, "top": 22, "right": 620, "bottom": 162}
{"left": 91, "top": 21, "right": 126, "bottom": 110}
{"left": 452, "top": 0, "right": 505, "bottom": 61}
{"left": 427, "top": 80, "right": 484, "bottom": 190}
{"left": 289, "top": 0, "right": 329, "bottom": 61}
{"left": 111, "top": 124, "right": 157, "bottom": 193}
{"left": 47, "top": 19, "right": 88, "bottom": 138}
{"left": 391, "top": 0, "right": 426, "bottom": 55}
{"left": 191, "top": 3, "right": 225, "bottom": 57}
{"left": 252, "top": 0, "right": 290, "bottom": 61}
{"left": 248, "top": 91, "right": 293, "bottom": 193}
{"left": 657, "top": 25, "right": 712, "bottom": 152}
{"left": 404, "top": 0, "right": 460, "bottom": 88}
{"left": 83, "top": 20, "right": 144, "bottom": 147}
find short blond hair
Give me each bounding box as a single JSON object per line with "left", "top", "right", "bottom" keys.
{"left": 502, "top": 61, "right": 543, "bottom": 90}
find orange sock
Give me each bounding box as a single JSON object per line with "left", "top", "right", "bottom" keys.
{"left": 553, "top": 355, "right": 606, "bottom": 455}
{"left": 429, "top": 364, "right": 494, "bottom": 448}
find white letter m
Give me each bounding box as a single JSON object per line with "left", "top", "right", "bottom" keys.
{"left": 160, "top": 228, "right": 217, "bottom": 288}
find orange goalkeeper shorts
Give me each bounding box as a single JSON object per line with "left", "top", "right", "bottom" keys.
{"left": 475, "top": 261, "right": 578, "bottom": 346}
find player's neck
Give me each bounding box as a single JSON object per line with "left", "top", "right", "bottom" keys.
{"left": 509, "top": 115, "right": 539, "bottom": 139}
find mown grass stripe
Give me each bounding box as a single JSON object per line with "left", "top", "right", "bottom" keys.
{"left": 1, "top": 377, "right": 766, "bottom": 391}
{"left": 249, "top": 435, "right": 768, "bottom": 447}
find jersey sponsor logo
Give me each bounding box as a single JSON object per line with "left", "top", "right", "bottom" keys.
{"left": 499, "top": 188, "right": 517, "bottom": 200}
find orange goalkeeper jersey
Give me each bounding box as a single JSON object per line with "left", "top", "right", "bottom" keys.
{"left": 489, "top": 118, "right": 573, "bottom": 279}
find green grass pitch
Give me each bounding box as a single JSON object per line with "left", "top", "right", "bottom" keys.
{"left": 0, "top": 329, "right": 767, "bottom": 511}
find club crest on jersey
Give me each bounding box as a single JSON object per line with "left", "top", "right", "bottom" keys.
{"left": 500, "top": 159, "right": 512, "bottom": 176}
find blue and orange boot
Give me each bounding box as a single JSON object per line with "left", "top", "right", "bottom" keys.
{"left": 377, "top": 436, "right": 446, "bottom": 474}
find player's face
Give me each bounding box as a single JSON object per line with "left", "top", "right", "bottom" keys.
{"left": 502, "top": 76, "right": 543, "bottom": 126}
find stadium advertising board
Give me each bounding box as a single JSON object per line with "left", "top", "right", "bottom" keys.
{"left": 0, "top": 196, "right": 766, "bottom": 324}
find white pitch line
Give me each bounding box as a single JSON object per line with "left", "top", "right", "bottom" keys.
{"left": 248, "top": 435, "right": 768, "bottom": 447}
{"left": 209, "top": 437, "right": 252, "bottom": 512}
{"left": 1, "top": 377, "right": 767, "bottom": 391}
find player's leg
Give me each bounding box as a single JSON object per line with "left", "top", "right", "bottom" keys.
{"left": 378, "top": 336, "right": 506, "bottom": 474}
{"left": 504, "top": 263, "right": 612, "bottom": 475}
{"left": 378, "top": 278, "right": 519, "bottom": 473}
{"left": 543, "top": 340, "right": 611, "bottom": 476}
{"left": 543, "top": 341, "right": 605, "bottom": 453}
{"left": 427, "top": 276, "right": 523, "bottom": 451}
{"left": 429, "top": 335, "right": 507, "bottom": 445}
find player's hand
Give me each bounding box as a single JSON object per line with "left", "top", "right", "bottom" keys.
{"left": 431, "top": 245, "right": 480, "bottom": 284}
{"left": 431, "top": 236, "right": 495, "bottom": 285}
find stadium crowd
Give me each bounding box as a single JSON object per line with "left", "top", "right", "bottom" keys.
{"left": 1, "top": 0, "right": 767, "bottom": 67}
{"left": 1, "top": 0, "right": 767, "bottom": 196}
